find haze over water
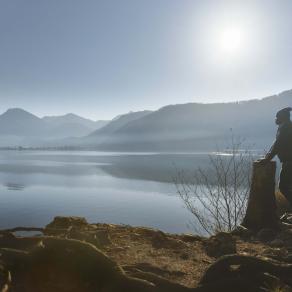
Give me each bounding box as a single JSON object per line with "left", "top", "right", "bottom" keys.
{"left": 0, "top": 150, "right": 205, "bottom": 233}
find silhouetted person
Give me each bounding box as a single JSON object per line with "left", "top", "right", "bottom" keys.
{"left": 261, "top": 107, "right": 292, "bottom": 205}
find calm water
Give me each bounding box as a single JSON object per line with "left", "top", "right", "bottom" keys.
{"left": 0, "top": 150, "right": 219, "bottom": 233}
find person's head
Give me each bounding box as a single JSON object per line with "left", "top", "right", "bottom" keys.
{"left": 275, "top": 107, "right": 292, "bottom": 125}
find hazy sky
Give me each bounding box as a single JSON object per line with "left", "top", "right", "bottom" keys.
{"left": 0, "top": 0, "right": 292, "bottom": 119}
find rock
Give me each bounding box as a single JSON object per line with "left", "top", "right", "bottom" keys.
{"left": 269, "top": 239, "right": 284, "bottom": 248}
{"left": 256, "top": 228, "right": 277, "bottom": 242}
{"left": 44, "top": 216, "right": 89, "bottom": 236}
{"left": 0, "top": 233, "right": 42, "bottom": 251}
{"left": 46, "top": 216, "right": 88, "bottom": 229}
{"left": 204, "top": 232, "right": 236, "bottom": 258}
{"left": 2, "top": 237, "right": 154, "bottom": 292}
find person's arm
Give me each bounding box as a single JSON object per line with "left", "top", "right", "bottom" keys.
{"left": 265, "top": 126, "right": 284, "bottom": 160}
{"left": 265, "top": 140, "right": 278, "bottom": 160}
{"left": 258, "top": 126, "right": 283, "bottom": 163}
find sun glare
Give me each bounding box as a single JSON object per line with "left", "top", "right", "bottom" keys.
{"left": 219, "top": 28, "right": 244, "bottom": 54}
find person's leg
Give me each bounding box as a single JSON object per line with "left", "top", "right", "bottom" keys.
{"left": 279, "top": 162, "right": 292, "bottom": 206}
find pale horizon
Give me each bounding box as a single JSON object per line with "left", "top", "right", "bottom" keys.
{"left": 0, "top": 88, "right": 290, "bottom": 121}
{"left": 1, "top": 0, "right": 292, "bottom": 119}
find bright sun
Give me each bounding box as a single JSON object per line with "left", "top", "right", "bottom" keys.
{"left": 219, "top": 28, "right": 243, "bottom": 54}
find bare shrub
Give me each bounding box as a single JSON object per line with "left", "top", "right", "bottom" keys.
{"left": 174, "top": 136, "right": 254, "bottom": 235}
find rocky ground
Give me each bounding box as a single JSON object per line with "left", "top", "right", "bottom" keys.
{"left": 2, "top": 216, "right": 292, "bottom": 291}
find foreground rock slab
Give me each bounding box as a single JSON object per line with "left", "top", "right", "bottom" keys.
{"left": 1, "top": 236, "right": 155, "bottom": 292}
{"left": 1, "top": 216, "right": 292, "bottom": 291}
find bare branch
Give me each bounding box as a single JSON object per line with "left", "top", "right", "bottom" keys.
{"left": 174, "top": 135, "right": 254, "bottom": 235}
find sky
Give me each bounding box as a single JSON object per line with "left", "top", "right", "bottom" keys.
{"left": 0, "top": 0, "right": 292, "bottom": 120}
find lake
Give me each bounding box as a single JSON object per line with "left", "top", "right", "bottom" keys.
{"left": 0, "top": 150, "right": 220, "bottom": 233}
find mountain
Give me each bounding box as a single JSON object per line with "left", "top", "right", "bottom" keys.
{"left": 89, "top": 111, "right": 153, "bottom": 136}
{"left": 43, "top": 113, "right": 108, "bottom": 130}
{"left": 43, "top": 113, "right": 109, "bottom": 137}
{"left": 0, "top": 109, "right": 109, "bottom": 146}
{"left": 67, "top": 110, "right": 153, "bottom": 147}
{"left": 86, "top": 90, "right": 292, "bottom": 152}
{"left": 1, "top": 90, "right": 291, "bottom": 151}
{"left": 0, "top": 108, "right": 48, "bottom": 136}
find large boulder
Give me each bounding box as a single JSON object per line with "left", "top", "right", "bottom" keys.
{"left": 1, "top": 237, "right": 155, "bottom": 292}
{"left": 44, "top": 217, "right": 112, "bottom": 248}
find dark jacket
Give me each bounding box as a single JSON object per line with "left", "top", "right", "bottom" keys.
{"left": 267, "top": 121, "right": 292, "bottom": 162}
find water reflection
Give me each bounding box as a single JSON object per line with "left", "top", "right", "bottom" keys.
{"left": 0, "top": 150, "right": 252, "bottom": 233}
{"left": 4, "top": 182, "right": 25, "bottom": 191}
{"left": 0, "top": 151, "right": 212, "bottom": 183}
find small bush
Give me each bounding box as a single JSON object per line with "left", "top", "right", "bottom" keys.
{"left": 174, "top": 136, "right": 254, "bottom": 235}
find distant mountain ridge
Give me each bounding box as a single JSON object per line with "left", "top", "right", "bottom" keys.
{"left": 43, "top": 113, "right": 109, "bottom": 138}
{"left": 0, "top": 109, "right": 109, "bottom": 146}
{"left": 89, "top": 111, "right": 153, "bottom": 136}
{"left": 0, "top": 108, "right": 47, "bottom": 136}
{"left": 43, "top": 113, "right": 108, "bottom": 130}
{"left": 0, "top": 90, "right": 291, "bottom": 150}
{"left": 83, "top": 90, "right": 292, "bottom": 151}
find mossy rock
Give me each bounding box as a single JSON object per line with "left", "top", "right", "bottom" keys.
{"left": 2, "top": 237, "right": 154, "bottom": 292}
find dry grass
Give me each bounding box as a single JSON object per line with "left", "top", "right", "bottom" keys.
{"left": 102, "top": 224, "right": 212, "bottom": 288}
{"left": 41, "top": 216, "right": 291, "bottom": 289}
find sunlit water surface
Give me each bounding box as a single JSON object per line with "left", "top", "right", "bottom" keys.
{"left": 0, "top": 150, "right": 246, "bottom": 233}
